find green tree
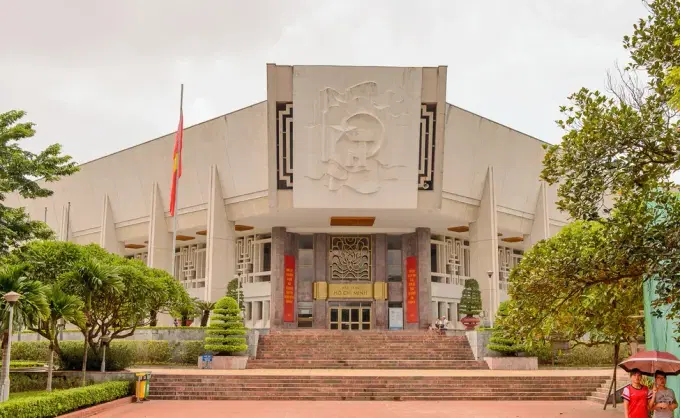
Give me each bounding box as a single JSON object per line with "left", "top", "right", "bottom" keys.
{"left": 146, "top": 268, "right": 188, "bottom": 327}
{"left": 204, "top": 296, "right": 247, "bottom": 355}
{"left": 0, "top": 264, "right": 48, "bottom": 394}
{"left": 30, "top": 285, "right": 84, "bottom": 391}
{"left": 459, "top": 279, "right": 482, "bottom": 316}
{"left": 487, "top": 301, "right": 525, "bottom": 356}
{"left": 0, "top": 110, "right": 78, "bottom": 255}
{"left": 540, "top": 0, "right": 680, "bottom": 332}
{"left": 503, "top": 221, "right": 644, "bottom": 383}
{"left": 171, "top": 297, "right": 200, "bottom": 327}
{"left": 61, "top": 257, "right": 122, "bottom": 386}
{"left": 196, "top": 300, "right": 216, "bottom": 327}
{"left": 226, "top": 278, "right": 243, "bottom": 310}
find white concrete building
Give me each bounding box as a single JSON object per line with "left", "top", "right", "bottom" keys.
{"left": 7, "top": 64, "right": 568, "bottom": 330}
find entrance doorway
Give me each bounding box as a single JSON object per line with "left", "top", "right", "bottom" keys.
{"left": 329, "top": 305, "right": 371, "bottom": 330}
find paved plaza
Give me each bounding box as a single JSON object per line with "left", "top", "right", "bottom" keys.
{"left": 102, "top": 400, "right": 624, "bottom": 418}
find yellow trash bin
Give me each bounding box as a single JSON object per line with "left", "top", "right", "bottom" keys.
{"left": 135, "top": 372, "right": 151, "bottom": 402}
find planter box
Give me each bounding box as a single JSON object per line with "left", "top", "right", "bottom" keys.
{"left": 484, "top": 356, "right": 538, "bottom": 370}
{"left": 197, "top": 355, "right": 248, "bottom": 370}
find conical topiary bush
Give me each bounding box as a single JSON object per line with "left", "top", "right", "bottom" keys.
{"left": 204, "top": 296, "right": 248, "bottom": 355}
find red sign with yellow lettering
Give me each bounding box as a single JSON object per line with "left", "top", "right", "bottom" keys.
{"left": 283, "top": 255, "right": 295, "bottom": 322}
{"left": 405, "top": 256, "right": 418, "bottom": 323}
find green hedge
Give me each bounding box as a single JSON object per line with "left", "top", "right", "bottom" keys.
{"left": 5, "top": 361, "right": 45, "bottom": 369}
{"left": 12, "top": 340, "right": 205, "bottom": 369}
{"left": 9, "top": 373, "right": 81, "bottom": 393}
{"left": 0, "top": 381, "right": 131, "bottom": 418}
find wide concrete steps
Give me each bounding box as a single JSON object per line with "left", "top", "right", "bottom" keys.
{"left": 149, "top": 375, "right": 608, "bottom": 401}
{"left": 246, "top": 359, "right": 489, "bottom": 369}
{"left": 253, "top": 330, "right": 481, "bottom": 368}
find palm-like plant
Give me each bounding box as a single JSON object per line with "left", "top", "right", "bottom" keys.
{"left": 62, "top": 257, "right": 122, "bottom": 386}
{"left": 0, "top": 264, "right": 48, "bottom": 392}
{"left": 32, "top": 285, "right": 84, "bottom": 391}
{"left": 196, "top": 300, "right": 216, "bottom": 327}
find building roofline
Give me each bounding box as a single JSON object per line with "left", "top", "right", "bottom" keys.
{"left": 76, "top": 100, "right": 266, "bottom": 168}
{"left": 446, "top": 103, "right": 551, "bottom": 147}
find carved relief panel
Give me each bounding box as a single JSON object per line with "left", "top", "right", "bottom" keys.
{"left": 292, "top": 66, "right": 422, "bottom": 208}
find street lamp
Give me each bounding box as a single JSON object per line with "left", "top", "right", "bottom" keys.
{"left": 0, "top": 291, "right": 21, "bottom": 402}
{"left": 100, "top": 335, "right": 112, "bottom": 372}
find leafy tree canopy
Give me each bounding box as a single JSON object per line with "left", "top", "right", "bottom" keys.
{"left": 0, "top": 110, "right": 78, "bottom": 254}
{"left": 538, "top": 0, "right": 680, "bottom": 331}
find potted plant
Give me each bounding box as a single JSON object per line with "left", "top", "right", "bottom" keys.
{"left": 172, "top": 297, "right": 200, "bottom": 326}
{"left": 201, "top": 296, "right": 249, "bottom": 369}
{"left": 459, "top": 279, "right": 482, "bottom": 330}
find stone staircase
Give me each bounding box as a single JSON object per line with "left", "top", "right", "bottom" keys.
{"left": 246, "top": 330, "right": 489, "bottom": 370}
{"left": 148, "top": 375, "right": 609, "bottom": 401}
{"left": 587, "top": 377, "right": 629, "bottom": 404}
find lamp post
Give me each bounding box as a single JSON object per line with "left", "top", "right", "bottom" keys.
{"left": 0, "top": 291, "right": 21, "bottom": 402}
{"left": 100, "top": 335, "right": 112, "bottom": 372}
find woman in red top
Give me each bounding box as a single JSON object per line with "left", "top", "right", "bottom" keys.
{"left": 622, "top": 369, "right": 652, "bottom": 418}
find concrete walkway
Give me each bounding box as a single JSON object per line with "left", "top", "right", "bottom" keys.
{"left": 128, "top": 367, "right": 613, "bottom": 377}
{"left": 103, "top": 400, "right": 624, "bottom": 417}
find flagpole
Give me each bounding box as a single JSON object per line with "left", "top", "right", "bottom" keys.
{"left": 171, "top": 84, "right": 184, "bottom": 277}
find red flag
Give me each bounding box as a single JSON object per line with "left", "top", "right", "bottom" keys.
{"left": 169, "top": 109, "right": 183, "bottom": 216}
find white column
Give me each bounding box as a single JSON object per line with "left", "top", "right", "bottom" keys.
{"left": 206, "top": 165, "right": 236, "bottom": 302}
{"left": 99, "top": 194, "right": 123, "bottom": 255}
{"left": 469, "top": 166, "right": 500, "bottom": 326}
{"left": 147, "top": 182, "right": 173, "bottom": 273}
{"left": 528, "top": 182, "right": 550, "bottom": 246}
{"left": 58, "top": 204, "right": 70, "bottom": 241}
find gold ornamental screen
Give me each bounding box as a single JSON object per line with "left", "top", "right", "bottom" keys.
{"left": 329, "top": 236, "right": 371, "bottom": 281}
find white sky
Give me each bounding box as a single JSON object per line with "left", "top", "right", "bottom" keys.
{"left": 0, "top": 0, "right": 648, "bottom": 167}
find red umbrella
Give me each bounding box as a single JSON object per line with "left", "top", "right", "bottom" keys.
{"left": 619, "top": 350, "right": 680, "bottom": 376}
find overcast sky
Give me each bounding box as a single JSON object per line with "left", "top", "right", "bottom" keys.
{"left": 1, "top": 0, "right": 647, "bottom": 166}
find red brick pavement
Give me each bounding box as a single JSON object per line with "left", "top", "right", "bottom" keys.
{"left": 102, "top": 400, "right": 624, "bottom": 418}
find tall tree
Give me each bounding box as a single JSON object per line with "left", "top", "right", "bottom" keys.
{"left": 30, "top": 285, "right": 84, "bottom": 391}
{"left": 62, "top": 257, "right": 122, "bottom": 386}
{"left": 0, "top": 110, "right": 78, "bottom": 254}
{"left": 540, "top": 0, "right": 680, "bottom": 331}
{"left": 0, "top": 264, "right": 48, "bottom": 395}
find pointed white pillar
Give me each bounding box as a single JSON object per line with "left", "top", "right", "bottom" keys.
{"left": 58, "top": 204, "right": 71, "bottom": 241}
{"left": 469, "top": 166, "right": 500, "bottom": 326}
{"left": 99, "top": 195, "right": 123, "bottom": 254}
{"left": 529, "top": 182, "right": 550, "bottom": 246}
{"left": 147, "top": 182, "right": 173, "bottom": 273}
{"left": 206, "top": 165, "right": 236, "bottom": 302}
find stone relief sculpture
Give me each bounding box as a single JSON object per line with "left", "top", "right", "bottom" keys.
{"left": 305, "top": 81, "right": 407, "bottom": 194}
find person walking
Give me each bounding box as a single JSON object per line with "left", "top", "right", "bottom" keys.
{"left": 622, "top": 369, "right": 652, "bottom": 418}
{"left": 649, "top": 371, "right": 677, "bottom": 418}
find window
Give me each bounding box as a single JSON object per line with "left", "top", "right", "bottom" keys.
{"left": 174, "top": 244, "right": 207, "bottom": 289}
{"left": 245, "top": 302, "right": 253, "bottom": 321}
{"left": 236, "top": 234, "right": 272, "bottom": 283}
{"left": 498, "top": 246, "right": 523, "bottom": 291}
{"left": 431, "top": 235, "right": 470, "bottom": 285}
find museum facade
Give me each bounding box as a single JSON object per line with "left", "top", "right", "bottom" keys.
{"left": 7, "top": 64, "right": 568, "bottom": 330}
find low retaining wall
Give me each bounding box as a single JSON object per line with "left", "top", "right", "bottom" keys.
{"left": 465, "top": 330, "right": 492, "bottom": 360}
{"left": 484, "top": 356, "right": 538, "bottom": 370}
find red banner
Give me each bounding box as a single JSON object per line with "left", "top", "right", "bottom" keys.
{"left": 283, "top": 255, "right": 295, "bottom": 323}
{"left": 405, "top": 256, "right": 418, "bottom": 324}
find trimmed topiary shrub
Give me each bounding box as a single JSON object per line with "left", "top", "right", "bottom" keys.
{"left": 487, "top": 301, "right": 525, "bottom": 356}
{"left": 204, "top": 296, "right": 248, "bottom": 355}
{"left": 460, "top": 279, "right": 483, "bottom": 316}
{"left": 0, "top": 380, "right": 131, "bottom": 418}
